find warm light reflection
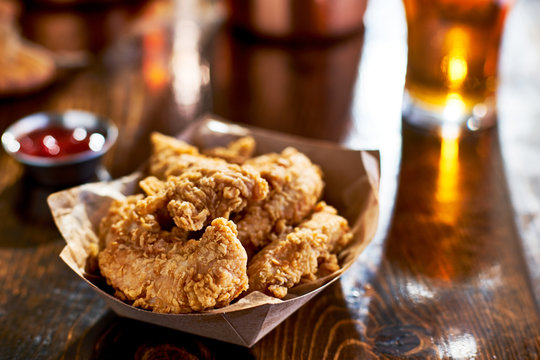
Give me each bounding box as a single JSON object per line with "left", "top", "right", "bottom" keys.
{"left": 448, "top": 56, "right": 468, "bottom": 85}
{"left": 406, "top": 281, "right": 435, "bottom": 302}
{"left": 171, "top": 0, "right": 209, "bottom": 119}
{"left": 443, "top": 27, "right": 469, "bottom": 90}
{"left": 2, "top": 133, "right": 20, "bottom": 153}
{"left": 443, "top": 93, "right": 466, "bottom": 123}
{"left": 143, "top": 30, "right": 169, "bottom": 91}
{"left": 476, "top": 265, "right": 502, "bottom": 289}
{"left": 207, "top": 119, "right": 249, "bottom": 136}
{"left": 43, "top": 135, "right": 60, "bottom": 155}
{"left": 442, "top": 29, "right": 468, "bottom": 123}
{"left": 436, "top": 130, "right": 460, "bottom": 223}
{"left": 141, "top": 1, "right": 171, "bottom": 91}
{"left": 89, "top": 133, "right": 106, "bottom": 152}
{"left": 172, "top": 46, "right": 207, "bottom": 106}
{"left": 438, "top": 333, "right": 478, "bottom": 359}
{"left": 72, "top": 127, "right": 87, "bottom": 141}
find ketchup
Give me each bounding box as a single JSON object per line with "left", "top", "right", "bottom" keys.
{"left": 16, "top": 126, "right": 101, "bottom": 158}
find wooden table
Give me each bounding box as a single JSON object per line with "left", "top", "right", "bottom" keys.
{"left": 1, "top": 0, "right": 540, "bottom": 358}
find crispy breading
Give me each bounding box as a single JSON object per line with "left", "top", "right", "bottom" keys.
{"left": 98, "top": 132, "right": 352, "bottom": 312}
{"left": 235, "top": 147, "right": 324, "bottom": 254}
{"left": 137, "top": 164, "right": 269, "bottom": 231}
{"left": 149, "top": 133, "right": 256, "bottom": 178}
{"left": 139, "top": 176, "right": 165, "bottom": 196}
{"left": 98, "top": 194, "right": 182, "bottom": 250}
{"left": 247, "top": 202, "right": 352, "bottom": 299}
{"left": 148, "top": 132, "right": 204, "bottom": 179}
{"left": 203, "top": 136, "right": 256, "bottom": 164}
{"left": 98, "top": 217, "right": 248, "bottom": 313}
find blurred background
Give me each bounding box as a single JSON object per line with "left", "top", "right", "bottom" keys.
{"left": 1, "top": 0, "right": 540, "bottom": 292}
{"left": 1, "top": 0, "right": 540, "bottom": 293}
{"left": 2, "top": 0, "right": 540, "bottom": 357}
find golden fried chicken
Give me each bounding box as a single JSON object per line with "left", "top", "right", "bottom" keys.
{"left": 247, "top": 202, "right": 352, "bottom": 299}
{"left": 149, "top": 133, "right": 255, "bottom": 178}
{"left": 235, "top": 147, "right": 324, "bottom": 254}
{"left": 137, "top": 163, "right": 269, "bottom": 231}
{"left": 98, "top": 217, "right": 248, "bottom": 313}
{"left": 148, "top": 132, "right": 204, "bottom": 179}
{"left": 98, "top": 194, "right": 187, "bottom": 250}
{"left": 203, "top": 136, "right": 256, "bottom": 164}
{"left": 139, "top": 176, "right": 166, "bottom": 196}
{"left": 95, "top": 131, "right": 356, "bottom": 311}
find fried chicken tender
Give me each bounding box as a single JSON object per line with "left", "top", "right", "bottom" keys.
{"left": 247, "top": 202, "right": 352, "bottom": 299}
{"left": 137, "top": 163, "right": 269, "bottom": 231}
{"left": 138, "top": 175, "right": 164, "bottom": 196}
{"left": 203, "top": 136, "right": 256, "bottom": 164}
{"left": 149, "top": 132, "right": 255, "bottom": 178}
{"left": 235, "top": 147, "right": 324, "bottom": 253}
{"left": 98, "top": 194, "right": 187, "bottom": 250}
{"left": 98, "top": 217, "right": 248, "bottom": 313}
{"left": 148, "top": 132, "right": 205, "bottom": 179}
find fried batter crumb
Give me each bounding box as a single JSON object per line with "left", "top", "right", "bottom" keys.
{"left": 97, "top": 132, "right": 352, "bottom": 312}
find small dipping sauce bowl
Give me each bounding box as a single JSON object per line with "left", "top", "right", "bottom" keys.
{"left": 2, "top": 110, "right": 118, "bottom": 186}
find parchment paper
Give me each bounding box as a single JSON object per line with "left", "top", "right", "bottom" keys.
{"left": 47, "top": 115, "right": 380, "bottom": 347}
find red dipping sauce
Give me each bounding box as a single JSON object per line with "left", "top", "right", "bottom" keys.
{"left": 17, "top": 126, "right": 98, "bottom": 158}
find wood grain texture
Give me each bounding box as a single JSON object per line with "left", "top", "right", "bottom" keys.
{"left": 1, "top": 0, "right": 540, "bottom": 358}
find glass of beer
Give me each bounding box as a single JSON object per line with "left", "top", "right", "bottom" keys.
{"left": 402, "top": 0, "right": 514, "bottom": 134}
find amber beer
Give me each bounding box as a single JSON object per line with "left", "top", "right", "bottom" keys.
{"left": 402, "top": 0, "right": 513, "bottom": 131}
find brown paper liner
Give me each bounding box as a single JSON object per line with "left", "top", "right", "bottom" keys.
{"left": 48, "top": 115, "right": 380, "bottom": 347}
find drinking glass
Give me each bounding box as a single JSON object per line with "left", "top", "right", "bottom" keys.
{"left": 402, "top": 0, "right": 514, "bottom": 134}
